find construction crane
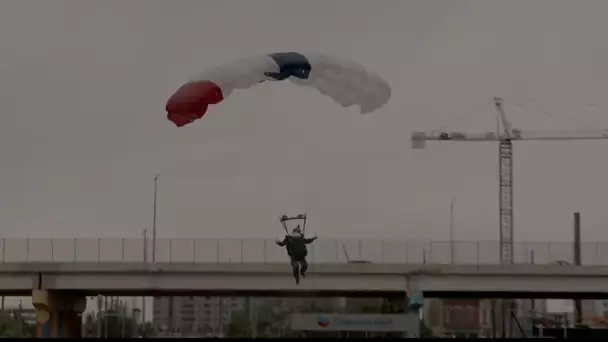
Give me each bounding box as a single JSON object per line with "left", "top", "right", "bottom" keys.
{"left": 411, "top": 97, "right": 608, "bottom": 265}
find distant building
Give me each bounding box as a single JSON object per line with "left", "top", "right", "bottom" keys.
{"left": 425, "top": 299, "right": 527, "bottom": 337}
{"left": 153, "top": 296, "right": 244, "bottom": 336}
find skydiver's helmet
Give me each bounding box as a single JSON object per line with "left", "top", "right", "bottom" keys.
{"left": 292, "top": 226, "right": 302, "bottom": 237}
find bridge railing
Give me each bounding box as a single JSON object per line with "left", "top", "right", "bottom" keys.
{"left": 0, "top": 238, "right": 606, "bottom": 265}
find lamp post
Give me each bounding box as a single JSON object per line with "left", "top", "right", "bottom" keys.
{"left": 152, "top": 174, "right": 159, "bottom": 263}
{"left": 142, "top": 228, "right": 148, "bottom": 324}
{"left": 450, "top": 196, "right": 456, "bottom": 264}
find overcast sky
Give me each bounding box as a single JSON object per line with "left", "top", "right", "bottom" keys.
{"left": 2, "top": 0, "right": 608, "bottom": 244}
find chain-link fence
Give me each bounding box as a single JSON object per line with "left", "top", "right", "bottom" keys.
{"left": 0, "top": 238, "right": 605, "bottom": 265}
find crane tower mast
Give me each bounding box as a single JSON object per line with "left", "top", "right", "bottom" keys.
{"left": 498, "top": 139, "right": 513, "bottom": 264}
{"left": 495, "top": 98, "right": 514, "bottom": 265}
{"left": 411, "top": 98, "right": 608, "bottom": 265}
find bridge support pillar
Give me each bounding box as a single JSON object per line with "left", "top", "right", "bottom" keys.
{"left": 32, "top": 290, "right": 86, "bottom": 338}
{"left": 406, "top": 276, "right": 423, "bottom": 338}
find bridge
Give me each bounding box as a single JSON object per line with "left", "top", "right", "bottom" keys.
{"left": 3, "top": 262, "right": 608, "bottom": 298}
{"left": 10, "top": 260, "right": 608, "bottom": 337}
{"left": 4, "top": 236, "right": 608, "bottom": 337}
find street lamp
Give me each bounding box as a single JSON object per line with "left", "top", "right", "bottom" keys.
{"left": 449, "top": 196, "right": 456, "bottom": 264}
{"left": 152, "top": 174, "right": 159, "bottom": 263}
{"left": 142, "top": 228, "right": 148, "bottom": 323}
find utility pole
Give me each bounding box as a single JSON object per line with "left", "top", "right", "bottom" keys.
{"left": 573, "top": 212, "right": 582, "bottom": 324}
{"left": 152, "top": 174, "right": 159, "bottom": 263}
{"left": 449, "top": 196, "right": 456, "bottom": 264}
{"left": 142, "top": 228, "right": 148, "bottom": 324}
{"left": 530, "top": 250, "right": 536, "bottom": 312}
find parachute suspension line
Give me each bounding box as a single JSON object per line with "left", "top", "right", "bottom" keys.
{"left": 429, "top": 99, "right": 493, "bottom": 134}
{"left": 279, "top": 213, "right": 308, "bottom": 235}
{"left": 280, "top": 215, "right": 289, "bottom": 234}
{"left": 513, "top": 100, "right": 597, "bottom": 130}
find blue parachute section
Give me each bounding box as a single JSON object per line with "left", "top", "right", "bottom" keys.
{"left": 265, "top": 52, "right": 312, "bottom": 80}
{"left": 166, "top": 51, "right": 392, "bottom": 127}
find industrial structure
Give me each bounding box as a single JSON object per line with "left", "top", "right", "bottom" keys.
{"left": 411, "top": 99, "right": 608, "bottom": 336}
{"left": 411, "top": 97, "right": 608, "bottom": 265}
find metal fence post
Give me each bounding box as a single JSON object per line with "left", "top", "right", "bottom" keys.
{"left": 26, "top": 237, "right": 30, "bottom": 262}
{"left": 216, "top": 240, "right": 220, "bottom": 263}
{"left": 169, "top": 239, "right": 173, "bottom": 263}
{"left": 240, "top": 239, "right": 244, "bottom": 263}
{"left": 192, "top": 239, "right": 196, "bottom": 264}
{"left": 13, "top": 237, "right": 604, "bottom": 265}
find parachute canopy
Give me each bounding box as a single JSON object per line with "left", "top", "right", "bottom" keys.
{"left": 166, "top": 52, "right": 391, "bottom": 127}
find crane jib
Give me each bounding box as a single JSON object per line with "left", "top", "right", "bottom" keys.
{"left": 411, "top": 97, "right": 608, "bottom": 268}
{"left": 412, "top": 130, "right": 608, "bottom": 142}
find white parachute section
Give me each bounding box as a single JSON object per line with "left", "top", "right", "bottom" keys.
{"left": 289, "top": 52, "right": 392, "bottom": 114}
{"left": 166, "top": 51, "right": 391, "bottom": 127}
{"left": 188, "top": 55, "right": 280, "bottom": 98}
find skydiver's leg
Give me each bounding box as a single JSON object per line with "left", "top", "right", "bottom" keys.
{"left": 300, "top": 257, "right": 308, "bottom": 277}
{"left": 290, "top": 258, "right": 300, "bottom": 284}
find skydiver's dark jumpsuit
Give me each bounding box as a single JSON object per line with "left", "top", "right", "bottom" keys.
{"left": 276, "top": 235, "right": 317, "bottom": 284}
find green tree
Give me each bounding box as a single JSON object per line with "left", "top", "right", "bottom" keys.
{"left": 227, "top": 310, "right": 250, "bottom": 337}
{"left": 420, "top": 320, "right": 435, "bottom": 338}
{"left": 0, "top": 311, "right": 35, "bottom": 337}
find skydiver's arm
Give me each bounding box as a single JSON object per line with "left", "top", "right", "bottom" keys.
{"left": 303, "top": 236, "right": 318, "bottom": 244}
{"left": 276, "top": 236, "right": 288, "bottom": 246}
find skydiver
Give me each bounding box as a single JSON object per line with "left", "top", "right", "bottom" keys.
{"left": 275, "top": 225, "right": 318, "bottom": 285}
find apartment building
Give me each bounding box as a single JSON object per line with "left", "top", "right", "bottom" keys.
{"left": 424, "top": 298, "right": 603, "bottom": 337}
{"left": 153, "top": 296, "right": 244, "bottom": 336}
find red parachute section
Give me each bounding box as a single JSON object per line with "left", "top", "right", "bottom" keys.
{"left": 166, "top": 81, "right": 224, "bottom": 127}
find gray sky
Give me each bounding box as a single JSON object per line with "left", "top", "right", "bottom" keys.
{"left": 2, "top": 0, "right": 608, "bottom": 243}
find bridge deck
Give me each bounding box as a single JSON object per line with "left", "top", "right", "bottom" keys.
{"left": 2, "top": 262, "right": 608, "bottom": 275}
{"left": 0, "top": 263, "right": 606, "bottom": 298}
